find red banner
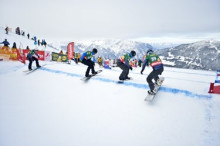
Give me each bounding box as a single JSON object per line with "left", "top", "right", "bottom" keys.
{"left": 67, "top": 42, "right": 74, "bottom": 60}
{"left": 17, "top": 49, "right": 25, "bottom": 64}
{"left": 23, "top": 50, "right": 45, "bottom": 61}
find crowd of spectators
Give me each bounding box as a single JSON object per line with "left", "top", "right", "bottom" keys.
{"left": 3, "top": 26, "right": 47, "bottom": 50}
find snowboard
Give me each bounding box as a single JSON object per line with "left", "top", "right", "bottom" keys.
{"left": 117, "top": 77, "right": 133, "bottom": 83}
{"left": 144, "top": 77, "right": 165, "bottom": 102}
{"left": 81, "top": 70, "right": 102, "bottom": 81}
{"left": 24, "top": 64, "right": 46, "bottom": 74}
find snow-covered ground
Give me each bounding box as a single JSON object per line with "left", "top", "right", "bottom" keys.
{"left": 0, "top": 61, "right": 220, "bottom": 146}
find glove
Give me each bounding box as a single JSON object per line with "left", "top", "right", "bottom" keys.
{"left": 129, "top": 66, "right": 132, "bottom": 70}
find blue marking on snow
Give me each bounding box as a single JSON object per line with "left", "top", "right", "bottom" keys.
{"left": 93, "top": 77, "right": 212, "bottom": 99}
{"left": 39, "top": 67, "right": 212, "bottom": 99}
{"left": 111, "top": 68, "right": 216, "bottom": 77}
{"left": 39, "top": 67, "right": 82, "bottom": 78}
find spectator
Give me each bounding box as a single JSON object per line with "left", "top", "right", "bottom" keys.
{"left": 0, "top": 39, "right": 10, "bottom": 51}
{"left": 34, "top": 41, "right": 37, "bottom": 46}
{"left": 5, "top": 27, "right": 9, "bottom": 34}
{"left": 33, "top": 36, "right": 37, "bottom": 42}
{"left": 0, "top": 39, "right": 10, "bottom": 47}
{"left": 38, "top": 40, "right": 40, "bottom": 46}
{"left": 12, "top": 42, "right": 17, "bottom": 49}
{"left": 59, "top": 50, "right": 63, "bottom": 54}
{"left": 44, "top": 40, "right": 47, "bottom": 47}
{"left": 27, "top": 33, "right": 30, "bottom": 39}
{"left": 16, "top": 27, "right": 20, "bottom": 35}
{"left": 26, "top": 46, "right": 30, "bottom": 50}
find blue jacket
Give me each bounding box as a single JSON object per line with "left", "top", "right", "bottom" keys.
{"left": 0, "top": 40, "right": 10, "bottom": 47}
{"left": 80, "top": 51, "right": 96, "bottom": 62}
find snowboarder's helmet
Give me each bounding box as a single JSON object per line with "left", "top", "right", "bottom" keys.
{"left": 147, "top": 49, "right": 153, "bottom": 55}
{"left": 92, "top": 48, "right": 98, "bottom": 54}
{"left": 130, "top": 50, "right": 136, "bottom": 57}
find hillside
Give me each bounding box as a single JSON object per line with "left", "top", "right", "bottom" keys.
{"left": 156, "top": 40, "right": 220, "bottom": 70}
{"left": 0, "top": 26, "right": 57, "bottom": 52}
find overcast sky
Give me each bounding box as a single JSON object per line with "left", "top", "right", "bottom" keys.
{"left": 0, "top": 0, "right": 220, "bottom": 43}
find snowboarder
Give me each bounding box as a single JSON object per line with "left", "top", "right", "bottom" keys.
{"left": 117, "top": 50, "right": 136, "bottom": 80}
{"left": 27, "top": 49, "right": 41, "bottom": 70}
{"left": 80, "top": 48, "right": 98, "bottom": 77}
{"left": 143, "top": 49, "right": 164, "bottom": 95}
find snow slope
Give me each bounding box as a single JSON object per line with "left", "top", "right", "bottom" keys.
{"left": 0, "top": 61, "right": 220, "bottom": 146}
{"left": 0, "top": 26, "right": 57, "bottom": 52}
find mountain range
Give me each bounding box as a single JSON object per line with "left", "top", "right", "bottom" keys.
{"left": 49, "top": 39, "right": 220, "bottom": 71}
{"left": 156, "top": 40, "right": 220, "bottom": 71}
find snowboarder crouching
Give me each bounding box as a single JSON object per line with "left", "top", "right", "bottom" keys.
{"left": 117, "top": 50, "right": 136, "bottom": 81}
{"left": 80, "top": 48, "right": 98, "bottom": 77}
{"left": 27, "top": 50, "right": 41, "bottom": 70}
{"left": 143, "top": 49, "right": 164, "bottom": 95}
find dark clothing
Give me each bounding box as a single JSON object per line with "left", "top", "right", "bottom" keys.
{"left": 117, "top": 59, "right": 129, "bottom": 80}
{"left": 12, "top": 42, "right": 17, "bottom": 49}
{"left": 141, "top": 59, "right": 148, "bottom": 73}
{"left": 81, "top": 59, "right": 96, "bottom": 77}
{"left": 5, "top": 27, "right": 9, "bottom": 34}
{"left": 147, "top": 67, "right": 164, "bottom": 91}
{"left": 0, "top": 40, "right": 10, "bottom": 47}
{"left": 138, "top": 60, "right": 142, "bottom": 67}
{"left": 27, "top": 50, "right": 40, "bottom": 70}
{"left": 28, "top": 56, "right": 40, "bottom": 70}
{"left": 16, "top": 27, "right": 20, "bottom": 35}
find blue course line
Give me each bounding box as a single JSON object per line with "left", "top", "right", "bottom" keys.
{"left": 39, "top": 67, "right": 212, "bottom": 99}
{"left": 40, "top": 67, "right": 82, "bottom": 78}
{"left": 93, "top": 77, "right": 212, "bottom": 99}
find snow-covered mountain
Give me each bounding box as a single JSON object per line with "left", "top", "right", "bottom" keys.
{"left": 50, "top": 39, "right": 220, "bottom": 70}
{"left": 51, "top": 39, "right": 154, "bottom": 59}
{"left": 156, "top": 40, "right": 220, "bottom": 71}
{"left": 148, "top": 42, "right": 179, "bottom": 49}
{"left": 2, "top": 26, "right": 220, "bottom": 71}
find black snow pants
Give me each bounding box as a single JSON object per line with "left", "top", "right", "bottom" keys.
{"left": 28, "top": 56, "right": 40, "bottom": 70}
{"left": 117, "top": 60, "right": 129, "bottom": 80}
{"left": 147, "top": 67, "right": 164, "bottom": 91}
{"left": 81, "top": 59, "right": 95, "bottom": 76}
